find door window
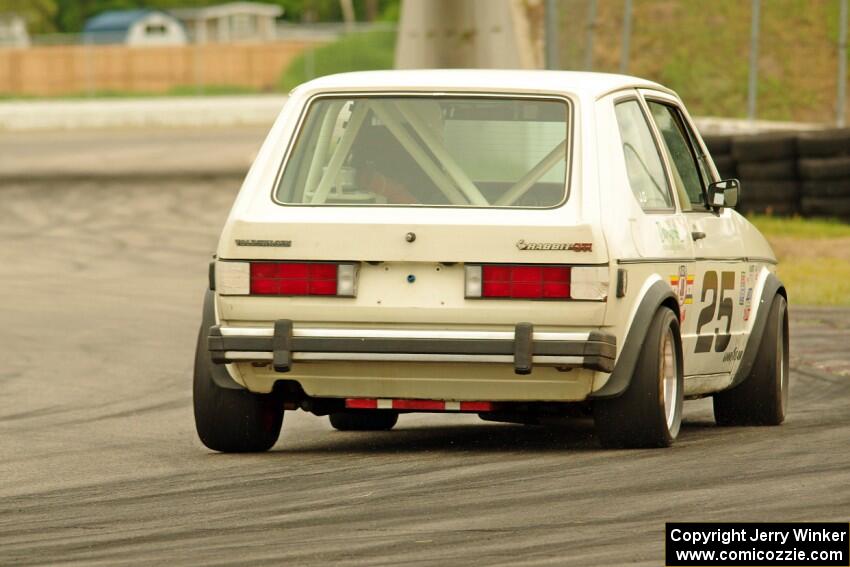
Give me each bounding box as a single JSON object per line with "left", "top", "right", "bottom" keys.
{"left": 613, "top": 100, "right": 674, "bottom": 211}
{"left": 647, "top": 101, "right": 710, "bottom": 211}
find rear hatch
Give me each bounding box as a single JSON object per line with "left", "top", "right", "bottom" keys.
{"left": 215, "top": 94, "right": 608, "bottom": 327}
{"left": 217, "top": 208, "right": 608, "bottom": 328}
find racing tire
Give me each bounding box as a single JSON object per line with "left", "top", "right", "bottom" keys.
{"left": 329, "top": 411, "right": 399, "bottom": 431}
{"left": 737, "top": 200, "right": 797, "bottom": 216}
{"left": 797, "top": 129, "right": 850, "bottom": 158}
{"left": 736, "top": 159, "right": 797, "bottom": 181}
{"left": 713, "top": 295, "right": 789, "bottom": 426}
{"left": 594, "top": 308, "right": 684, "bottom": 448}
{"left": 801, "top": 196, "right": 850, "bottom": 217}
{"left": 740, "top": 180, "right": 799, "bottom": 202}
{"left": 711, "top": 154, "right": 737, "bottom": 179}
{"left": 193, "top": 327, "right": 284, "bottom": 452}
{"left": 731, "top": 133, "right": 797, "bottom": 162}
{"left": 798, "top": 156, "right": 850, "bottom": 180}
{"left": 801, "top": 179, "right": 850, "bottom": 199}
{"left": 703, "top": 134, "right": 733, "bottom": 155}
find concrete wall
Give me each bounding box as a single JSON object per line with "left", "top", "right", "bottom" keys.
{"left": 0, "top": 95, "right": 287, "bottom": 130}
{"left": 0, "top": 95, "right": 824, "bottom": 134}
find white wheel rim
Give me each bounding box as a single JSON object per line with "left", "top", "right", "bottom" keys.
{"left": 662, "top": 328, "right": 678, "bottom": 430}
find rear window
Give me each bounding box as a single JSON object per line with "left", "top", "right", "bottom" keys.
{"left": 274, "top": 96, "right": 571, "bottom": 208}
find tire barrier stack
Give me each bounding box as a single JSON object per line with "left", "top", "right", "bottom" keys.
{"left": 730, "top": 133, "right": 799, "bottom": 216}
{"left": 797, "top": 129, "right": 850, "bottom": 218}
{"left": 704, "top": 134, "right": 737, "bottom": 180}
{"left": 702, "top": 129, "right": 850, "bottom": 219}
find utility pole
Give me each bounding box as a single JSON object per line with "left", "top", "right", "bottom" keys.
{"left": 838, "top": 0, "right": 848, "bottom": 126}
{"left": 340, "top": 0, "right": 355, "bottom": 33}
{"left": 396, "top": 0, "right": 537, "bottom": 69}
{"left": 545, "top": 0, "right": 559, "bottom": 70}
{"left": 620, "top": 0, "right": 632, "bottom": 74}
{"left": 747, "top": 0, "right": 760, "bottom": 121}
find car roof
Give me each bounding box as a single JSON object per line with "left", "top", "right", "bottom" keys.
{"left": 295, "top": 69, "right": 675, "bottom": 99}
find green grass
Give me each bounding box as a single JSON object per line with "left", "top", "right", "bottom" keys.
{"left": 776, "top": 258, "right": 850, "bottom": 306}
{"left": 745, "top": 215, "right": 850, "bottom": 305}
{"left": 561, "top": 0, "right": 848, "bottom": 123}
{"left": 278, "top": 29, "right": 397, "bottom": 91}
{"left": 165, "top": 85, "right": 262, "bottom": 97}
{"left": 747, "top": 214, "right": 850, "bottom": 239}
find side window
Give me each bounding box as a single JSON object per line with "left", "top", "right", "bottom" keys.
{"left": 647, "top": 101, "right": 709, "bottom": 210}
{"left": 614, "top": 100, "right": 674, "bottom": 211}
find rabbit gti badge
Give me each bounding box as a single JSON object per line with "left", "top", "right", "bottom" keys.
{"left": 516, "top": 240, "right": 592, "bottom": 252}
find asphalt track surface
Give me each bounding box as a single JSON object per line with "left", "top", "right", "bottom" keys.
{"left": 1, "top": 179, "right": 848, "bottom": 566}
{"left": 0, "top": 127, "right": 267, "bottom": 180}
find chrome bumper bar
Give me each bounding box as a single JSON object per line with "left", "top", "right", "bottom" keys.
{"left": 208, "top": 322, "right": 616, "bottom": 375}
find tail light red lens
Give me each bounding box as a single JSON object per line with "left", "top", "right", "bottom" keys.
{"left": 250, "top": 262, "right": 348, "bottom": 296}
{"left": 466, "top": 264, "right": 572, "bottom": 299}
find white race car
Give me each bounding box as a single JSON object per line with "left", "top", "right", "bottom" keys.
{"left": 194, "top": 70, "right": 789, "bottom": 452}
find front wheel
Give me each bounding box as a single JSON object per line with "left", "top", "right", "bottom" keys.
{"left": 713, "top": 294, "right": 789, "bottom": 426}
{"left": 594, "top": 307, "right": 684, "bottom": 448}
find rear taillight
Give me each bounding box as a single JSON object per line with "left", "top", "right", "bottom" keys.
{"left": 215, "top": 261, "right": 357, "bottom": 296}
{"left": 251, "top": 262, "right": 357, "bottom": 296}
{"left": 466, "top": 264, "right": 570, "bottom": 299}
{"left": 465, "top": 264, "right": 608, "bottom": 300}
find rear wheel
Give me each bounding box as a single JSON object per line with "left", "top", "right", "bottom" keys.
{"left": 329, "top": 411, "right": 399, "bottom": 431}
{"left": 714, "top": 294, "right": 789, "bottom": 426}
{"left": 595, "top": 308, "right": 684, "bottom": 448}
{"left": 193, "top": 327, "right": 283, "bottom": 452}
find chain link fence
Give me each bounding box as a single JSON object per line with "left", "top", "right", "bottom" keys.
{"left": 549, "top": 0, "right": 849, "bottom": 126}
{"left": 4, "top": 1, "right": 850, "bottom": 126}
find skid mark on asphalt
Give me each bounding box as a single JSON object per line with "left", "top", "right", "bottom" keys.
{"left": 1, "top": 180, "right": 848, "bottom": 566}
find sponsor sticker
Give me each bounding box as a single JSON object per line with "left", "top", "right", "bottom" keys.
{"left": 658, "top": 219, "right": 686, "bottom": 251}
{"left": 670, "top": 265, "right": 693, "bottom": 320}
{"left": 744, "top": 264, "right": 755, "bottom": 321}
{"left": 738, "top": 272, "right": 746, "bottom": 305}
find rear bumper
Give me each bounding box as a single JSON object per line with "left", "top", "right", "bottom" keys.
{"left": 208, "top": 322, "right": 616, "bottom": 374}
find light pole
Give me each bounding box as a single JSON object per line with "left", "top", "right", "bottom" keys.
{"left": 620, "top": 0, "right": 633, "bottom": 74}
{"left": 747, "top": 0, "right": 761, "bottom": 121}
{"left": 585, "top": 0, "right": 597, "bottom": 71}
{"left": 838, "top": 0, "right": 848, "bottom": 126}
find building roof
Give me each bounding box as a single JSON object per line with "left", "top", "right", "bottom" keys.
{"left": 84, "top": 9, "right": 169, "bottom": 33}
{"left": 296, "top": 70, "right": 674, "bottom": 99}
{"left": 171, "top": 2, "right": 283, "bottom": 20}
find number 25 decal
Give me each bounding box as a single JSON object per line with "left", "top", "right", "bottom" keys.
{"left": 695, "top": 270, "right": 735, "bottom": 353}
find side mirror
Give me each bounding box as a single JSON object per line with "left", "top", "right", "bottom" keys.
{"left": 707, "top": 178, "right": 740, "bottom": 210}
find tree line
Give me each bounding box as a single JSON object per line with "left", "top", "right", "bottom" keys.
{"left": 0, "top": 0, "right": 398, "bottom": 34}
